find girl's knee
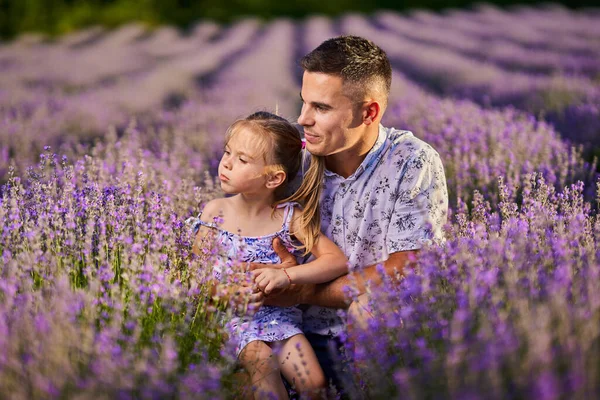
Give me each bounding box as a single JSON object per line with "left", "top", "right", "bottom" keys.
{"left": 290, "top": 367, "right": 327, "bottom": 398}
{"left": 278, "top": 335, "right": 327, "bottom": 394}
{"left": 304, "top": 373, "right": 327, "bottom": 392}
{"left": 239, "top": 341, "right": 277, "bottom": 376}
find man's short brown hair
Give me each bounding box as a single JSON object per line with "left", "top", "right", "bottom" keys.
{"left": 300, "top": 35, "right": 392, "bottom": 107}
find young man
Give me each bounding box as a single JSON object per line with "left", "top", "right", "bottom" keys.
{"left": 256, "top": 35, "right": 448, "bottom": 391}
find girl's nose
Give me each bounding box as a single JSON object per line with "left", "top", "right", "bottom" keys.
{"left": 221, "top": 157, "right": 232, "bottom": 170}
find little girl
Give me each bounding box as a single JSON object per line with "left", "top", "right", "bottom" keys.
{"left": 190, "top": 111, "right": 348, "bottom": 399}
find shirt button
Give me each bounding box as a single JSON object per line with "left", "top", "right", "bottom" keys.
{"left": 340, "top": 183, "right": 345, "bottom": 188}
{"left": 336, "top": 221, "right": 340, "bottom": 226}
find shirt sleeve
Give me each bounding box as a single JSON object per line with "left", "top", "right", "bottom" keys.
{"left": 386, "top": 145, "right": 448, "bottom": 253}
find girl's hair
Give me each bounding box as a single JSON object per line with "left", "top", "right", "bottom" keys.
{"left": 225, "top": 111, "right": 325, "bottom": 254}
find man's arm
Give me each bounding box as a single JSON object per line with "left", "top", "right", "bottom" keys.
{"left": 259, "top": 238, "right": 417, "bottom": 308}
{"left": 300, "top": 250, "right": 417, "bottom": 308}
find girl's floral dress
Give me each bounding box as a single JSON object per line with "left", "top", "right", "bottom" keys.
{"left": 190, "top": 202, "right": 306, "bottom": 356}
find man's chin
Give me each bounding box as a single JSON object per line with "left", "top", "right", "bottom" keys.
{"left": 305, "top": 144, "right": 327, "bottom": 156}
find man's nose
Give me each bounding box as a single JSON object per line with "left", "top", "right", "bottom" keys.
{"left": 297, "top": 105, "right": 313, "bottom": 127}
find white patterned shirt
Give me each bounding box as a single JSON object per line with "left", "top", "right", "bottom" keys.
{"left": 302, "top": 124, "right": 448, "bottom": 336}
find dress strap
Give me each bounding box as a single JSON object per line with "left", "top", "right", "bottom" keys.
{"left": 276, "top": 202, "right": 299, "bottom": 231}
{"left": 185, "top": 213, "right": 217, "bottom": 235}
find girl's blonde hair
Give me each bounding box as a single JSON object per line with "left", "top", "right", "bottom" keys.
{"left": 225, "top": 111, "right": 325, "bottom": 254}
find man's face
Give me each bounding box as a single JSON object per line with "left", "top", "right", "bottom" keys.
{"left": 297, "top": 71, "right": 364, "bottom": 157}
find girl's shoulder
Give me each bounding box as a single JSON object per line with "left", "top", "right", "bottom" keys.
{"left": 200, "top": 198, "right": 229, "bottom": 223}
{"left": 187, "top": 198, "right": 229, "bottom": 235}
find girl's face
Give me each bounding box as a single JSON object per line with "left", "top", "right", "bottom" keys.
{"left": 218, "top": 128, "right": 270, "bottom": 195}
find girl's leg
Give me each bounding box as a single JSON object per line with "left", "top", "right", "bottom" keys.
{"left": 275, "top": 334, "right": 327, "bottom": 399}
{"left": 239, "top": 340, "right": 289, "bottom": 400}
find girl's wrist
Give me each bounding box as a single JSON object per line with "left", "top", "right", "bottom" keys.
{"left": 282, "top": 268, "right": 292, "bottom": 286}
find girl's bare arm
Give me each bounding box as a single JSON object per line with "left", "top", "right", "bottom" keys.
{"left": 252, "top": 207, "right": 348, "bottom": 294}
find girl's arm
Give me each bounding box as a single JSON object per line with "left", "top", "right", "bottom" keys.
{"left": 253, "top": 208, "right": 348, "bottom": 294}
{"left": 284, "top": 232, "right": 348, "bottom": 285}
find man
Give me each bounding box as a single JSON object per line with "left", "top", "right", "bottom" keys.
{"left": 260, "top": 35, "right": 448, "bottom": 389}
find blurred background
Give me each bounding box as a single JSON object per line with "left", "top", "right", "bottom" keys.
{"left": 1, "top": 0, "right": 599, "bottom": 39}
{"left": 1, "top": 0, "right": 598, "bottom": 192}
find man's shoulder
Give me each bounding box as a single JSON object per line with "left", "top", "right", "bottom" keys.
{"left": 382, "top": 126, "right": 441, "bottom": 162}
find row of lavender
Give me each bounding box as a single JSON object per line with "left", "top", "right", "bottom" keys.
{"left": 1, "top": 5, "right": 600, "bottom": 398}
{"left": 1, "top": 5, "right": 599, "bottom": 156}
{"left": 1, "top": 13, "right": 597, "bottom": 208}
{"left": 338, "top": 10, "right": 600, "bottom": 147}
{"left": 0, "top": 138, "right": 233, "bottom": 398}
{"left": 348, "top": 177, "right": 600, "bottom": 399}
{"left": 1, "top": 135, "right": 599, "bottom": 398}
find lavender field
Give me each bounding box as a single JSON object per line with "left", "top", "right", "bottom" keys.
{"left": 1, "top": 4, "right": 600, "bottom": 399}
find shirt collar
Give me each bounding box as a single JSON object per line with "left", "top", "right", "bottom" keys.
{"left": 324, "top": 124, "right": 388, "bottom": 180}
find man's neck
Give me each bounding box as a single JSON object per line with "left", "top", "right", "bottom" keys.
{"left": 325, "top": 125, "right": 379, "bottom": 179}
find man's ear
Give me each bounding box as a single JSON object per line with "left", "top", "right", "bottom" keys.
{"left": 265, "top": 169, "right": 286, "bottom": 189}
{"left": 362, "top": 101, "right": 381, "bottom": 126}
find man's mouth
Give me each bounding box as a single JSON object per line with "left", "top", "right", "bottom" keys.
{"left": 304, "top": 132, "right": 319, "bottom": 143}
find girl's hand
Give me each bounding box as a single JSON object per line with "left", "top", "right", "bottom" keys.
{"left": 252, "top": 268, "right": 291, "bottom": 295}
{"left": 223, "top": 281, "right": 264, "bottom": 316}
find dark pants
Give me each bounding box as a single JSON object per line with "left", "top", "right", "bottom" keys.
{"left": 304, "top": 332, "right": 358, "bottom": 399}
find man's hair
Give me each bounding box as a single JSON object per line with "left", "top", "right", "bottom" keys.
{"left": 300, "top": 35, "right": 392, "bottom": 107}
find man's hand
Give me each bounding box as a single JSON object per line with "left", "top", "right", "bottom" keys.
{"left": 263, "top": 282, "right": 315, "bottom": 307}
{"left": 248, "top": 237, "right": 298, "bottom": 271}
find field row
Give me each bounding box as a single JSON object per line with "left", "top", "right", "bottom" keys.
{"left": 1, "top": 6, "right": 599, "bottom": 210}
{"left": 1, "top": 6, "right": 599, "bottom": 149}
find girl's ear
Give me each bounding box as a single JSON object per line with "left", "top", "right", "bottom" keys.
{"left": 266, "top": 170, "right": 286, "bottom": 189}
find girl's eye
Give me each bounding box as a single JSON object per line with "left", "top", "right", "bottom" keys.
{"left": 223, "top": 149, "right": 231, "bottom": 155}
{"left": 239, "top": 158, "right": 248, "bottom": 164}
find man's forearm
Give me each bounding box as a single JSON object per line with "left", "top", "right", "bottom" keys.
{"left": 307, "top": 275, "right": 357, "bottom": 309}
{"left": 267, "top": 250, "right": 418, "bottom": 309}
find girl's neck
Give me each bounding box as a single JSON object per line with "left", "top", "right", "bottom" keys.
{"left": 230, "top": 192, "right": 276, "bottom": 218}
